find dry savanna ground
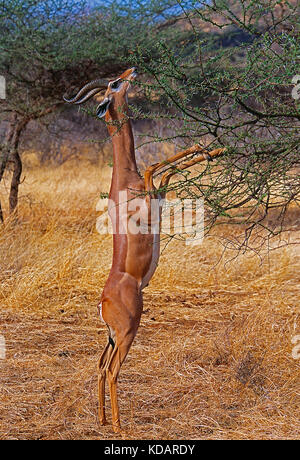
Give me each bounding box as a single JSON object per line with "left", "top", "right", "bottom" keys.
{"left": 0, "top": 160, "right": 299, "bottom": 440}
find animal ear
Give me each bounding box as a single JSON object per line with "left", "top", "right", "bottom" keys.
{"left": 96, "top": 98, "right": 111, "bottom": 118}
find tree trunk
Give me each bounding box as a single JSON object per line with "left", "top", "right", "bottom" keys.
{"left": 0, "top": 113, "right": 17, "bottom": 181}
{"left": 0, "top": 113, "right": 17, "bottom": 222}
{"left": 9, "top": 147, "right": 23, "bottom": 215}
{"left": 8, "top": 118, "right": 29, "bottom": 216}
{"left": 1, "top": 107, "right": 56, "bottom": 221}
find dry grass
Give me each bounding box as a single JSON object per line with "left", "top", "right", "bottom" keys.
{"left": 0, "top": 161, "right": 299, "bottom": 440}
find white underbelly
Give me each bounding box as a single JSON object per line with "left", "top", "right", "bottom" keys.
{"left": 140, "top": 231, "right": 161, "bottom": 290}
{"left": 140, "top": 195, "right": 163, "bottom": 290}
{"left": 98, "top": 302, "right": 105, "bottom": 323}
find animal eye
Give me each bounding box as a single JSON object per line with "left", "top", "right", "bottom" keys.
{"left": 111, "top": 80, "right": 120, "bottom": 90}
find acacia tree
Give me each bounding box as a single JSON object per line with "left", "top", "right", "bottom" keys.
{"left": 0, "top": 0, "right": 85, "bottom": 217}
{"left": 1, "top": 0, "right": 299, "bottom": 255}
{"left": 0, "top": 0, "right": 164, "bottom": 220}
{"left": 127, "top": 0, "right": 300, "bottom": 253}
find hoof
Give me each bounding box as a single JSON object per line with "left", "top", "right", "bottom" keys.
{"left": 99, "top": 418, "right": 108, "bottom": 426}
{"left": 112, "top": 423, "right": 128, "bottom": 439}
{"left": 112, "top": 423, "right": 122, "bottom": 434}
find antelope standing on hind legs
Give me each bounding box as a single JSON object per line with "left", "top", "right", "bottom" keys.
{"left": 64, "top": 67, "right": 225, "bottom": 434}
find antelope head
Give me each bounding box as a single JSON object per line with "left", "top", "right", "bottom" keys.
{"left": 63, "top": 67, "right": 137, "bottom": 120}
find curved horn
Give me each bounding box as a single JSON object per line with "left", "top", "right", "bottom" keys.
{"left": 65, "top": 87, "right": 104, "bottom": 105}
{"left": 63, "top": 78, "right": 109, "bottom": 105}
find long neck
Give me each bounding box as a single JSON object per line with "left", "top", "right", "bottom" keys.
{"left": 106, "top": 98, "right": 138, "bottom": 190}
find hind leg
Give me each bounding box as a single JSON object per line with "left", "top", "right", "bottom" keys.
{"left": 98, "top": 339, "right": 113, "bottom": 426}
{"left": 105, "top": 331, "right": 136, "bottom": 434}
{"left": 100, "top": 280, "right": 143, "bottom": 433}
